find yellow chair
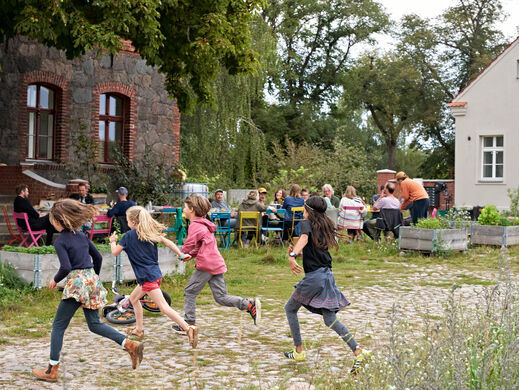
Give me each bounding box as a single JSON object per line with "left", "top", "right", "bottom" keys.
{"left": 237, "top": 211, "right": 260, "bottom": 248}
{"left": 289, "top": 206, "right": 305, "bottom": 243}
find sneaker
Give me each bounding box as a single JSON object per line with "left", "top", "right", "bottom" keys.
{"left": 283, "top": 349, "right": 306, "bottom": 362}
{"left": 350, "top": 349, "right": 371, "bottom": 375}
{"left": 247, "top": 298, "right": 261, "bottom": 325}
{"left": 172, "top": 324, "right": 187, "bottom": 335}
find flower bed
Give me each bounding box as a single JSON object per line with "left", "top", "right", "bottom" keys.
{"left": 399, "top": 226, "right": 468, "bottom": 253}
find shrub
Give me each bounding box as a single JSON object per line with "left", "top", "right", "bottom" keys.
{"left": 478, "top": 205, "right": 500, "bottom": 225}
{"left": 414, "top": 218, "right": 449, "bottom": 229}
{"left": 0, "top": 262, "right": 32, "bottom": 306}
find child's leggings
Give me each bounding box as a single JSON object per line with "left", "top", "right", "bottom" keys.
{"left": 284, "top": 295, "right": 359, "bottom": 352}
{"left": 183, "top": 269, "right": 250, "bottom": 324}
{"left": 50, "top": 298, "right": 126, "bottom": 362}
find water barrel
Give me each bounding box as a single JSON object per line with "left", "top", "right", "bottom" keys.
{"left": 182, "top": 183, "right": 209, "bottom": 199}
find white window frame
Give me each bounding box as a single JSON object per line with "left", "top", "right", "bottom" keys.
{"left": 480, "top": 135, "right": 504, "bottom": 182}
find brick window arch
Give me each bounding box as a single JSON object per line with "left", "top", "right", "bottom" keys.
{"left": 92, "top": 83, "right": 137, "bottom": 163}
{"left": 19, "top": 72, "right": 69, "bottom": 162}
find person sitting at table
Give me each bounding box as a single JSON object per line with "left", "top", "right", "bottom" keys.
{"left": 282, "top": 184, "right": 305, "bottom": 242}
{"left": 363, "top": 184, "right": 384, "bottom": 238}
{"left": 365, "top": 182, "right": 401, "bottom": 241}
{"left": 301, "top": 188, "right": 309, "bottom": 201}
{"left": 258, "top": 187, "right": 267, "bottom": 205}
{"left": 107, "top": 187, "right": 137, "bottom": 233}
{"left": 13, "top": 184, "right": 57, "bottom": 245}
{"left": 69, "top": 183, "right": 94, "bottom": 204}
{"left": 211, "top": 189, "right": 237, "bottom": 228}
{"left": 237, "top": 190, "right": 269, "bottom": 246}
{"left": 322, "top": 184, "right": 340, "bottom": 209}
{"left": 337, "top": 186, "right": 367, "bottom": 242}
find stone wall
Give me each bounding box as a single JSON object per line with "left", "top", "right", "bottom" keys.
{"left": 0, "top": 36, "right": 180, "bottom": 190}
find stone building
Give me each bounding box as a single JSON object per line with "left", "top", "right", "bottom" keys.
{"left": 0, "top": 36, "right": 180, "bottom": 204}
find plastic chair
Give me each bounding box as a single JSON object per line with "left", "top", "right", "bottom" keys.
{"left": 210, "top": 212, "right": 232, "bottom": 250}
{"left": 237, "top": 211, "right": 260, "bottom": 248}
{"left": 338, "top": 206, "right": 364, "bottom": 241}
{"left": 325, "top": 208, "right": 338, "bottom": 228}
{"left": 3, "top": 205, "right": 22, "bottom": 246}
{"left": 261, "top": 209, "right": 286, "bottom": 246}
{"left": 86, "top": 215, "right": 113, "bottom": 241}
{"left": 159, "top": 208, "right": 186, "bottom": 245}
{"left": 288, "top": 206, "right": 305, "bottom": 242}
{"left": 12, "top": 211, "right": 46, "bottom": 248}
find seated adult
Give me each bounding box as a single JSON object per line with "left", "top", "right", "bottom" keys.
{"left": 282, "top": 184, "right": 305, "bottom": 241}
{"left": 396, "top": 171, "right": 430, "bottom": 224}
{"left": 237, "top": 190, "right": 268, "bottom": 246}
{"left": 362, "top": 184, "right": 385, "bottom": 237}
{"left": 211, "top": 189, "right": 237, "bottom": 228}
{"left": 107, "top": 187, "right": 136, "bottom": 233}
{"left": 13, "top": 184, "right": 57, "bottom": 245}
{"left": 322, "top": 184, "right": 340, "bottom": 209}
{"left": 258, "top": 187, "right": 267, "bottom": 205}
{"left": 365, "top": 182, "right": 401, "bottom": 241}
{"left": 69, "top": 183, "right": 94, "bottom": 204}
{"left": 337, "top": 186, "right": 367, "bottom": 242}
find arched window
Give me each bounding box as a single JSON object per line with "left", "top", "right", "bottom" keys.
{"left": 26, "top": 84, "right": 56, "bottom": 159}
{"left": 98, "top": 93, "right": 126, "bottom": 163}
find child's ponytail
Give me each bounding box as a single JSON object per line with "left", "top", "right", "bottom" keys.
{"left": 126, "top": 206, "right": 167, "bottom": 243}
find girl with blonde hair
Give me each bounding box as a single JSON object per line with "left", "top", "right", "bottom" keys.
{"left": 337, "top": 186, "right": 367, "bottom": 242}
{"left": 110, "top": 206, "right": 199, "bottom": 347}
{"left": 33, "top": 199, "right": 143, "bottom": 382}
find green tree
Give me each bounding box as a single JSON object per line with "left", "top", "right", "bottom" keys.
{"left": 0, "top": 0, "right": 262, "bottom": 111}
{"left": 258, "top": 0, "right": 389, "bottom": 142}
{"left": 397, "top": 0, "right": 508, "bottom": 176}
{"left": 341, "top": 52, "right": 423, "bottom": 170}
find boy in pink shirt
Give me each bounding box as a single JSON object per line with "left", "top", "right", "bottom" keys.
{"left": 173, "top": 194, "right": 260, "bottom": 333}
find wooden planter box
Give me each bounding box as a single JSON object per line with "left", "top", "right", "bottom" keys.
{"left": 0, "top": 247, "right": 185, "bottom": 288}
{"left": 470, "top": 225, "right": 519, "bottom": 247}
{"left": 399, "top": 227, "right": 468, "bottom": 253}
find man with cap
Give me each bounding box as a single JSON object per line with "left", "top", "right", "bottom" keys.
{"left": 395, "top": 172, "right": 429, "bottom": 224}
{"left": 257, "top": 187, "right": 267, "bottom": 205}
{"left": 211, "top": 189, "right": 237, "bottom": 228}
{"left": 107, "top": 187, "right": 137, "bottom": 232}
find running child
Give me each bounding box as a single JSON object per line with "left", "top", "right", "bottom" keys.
{"left": 283, "top": 195, "right": 371, "bottom": 374}
{"left": 172, "top": 194, "right": 260, "bottom": 333}
{"left": 33, "top": 199, "right": 144, "bottom": 382}
{"left": 109, "top": 206, "right": 199, "bottom": 347}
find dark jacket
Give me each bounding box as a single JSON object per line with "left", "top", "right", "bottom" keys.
{"left": 237, "top": 199, "right": 267, "bottom": 228}
{"left": 13, "top": 195, "right": 39, "bottom": 229}
{"left": 69, "top": 193, "right": 94, "bottom": 204}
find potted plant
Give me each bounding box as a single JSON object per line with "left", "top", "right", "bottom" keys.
{"left": 399, "top": 217, "right": 468, "bottom": 253}
{"left": 471, "top": 205, "right": 519, "bottom": 247}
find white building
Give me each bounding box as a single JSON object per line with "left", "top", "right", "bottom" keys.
{"left": 449, "top": 36, "right": 519, "bottom": 210}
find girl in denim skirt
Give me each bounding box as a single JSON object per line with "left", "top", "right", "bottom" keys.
{"left": 32, "top": 199, "right": 143, "bottom": 383}
{"left": 284, "top": 196, "right": 371, "bottom": 374}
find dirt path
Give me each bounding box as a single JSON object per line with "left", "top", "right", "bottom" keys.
{"left": 0, "top": 263, "right": 506, "bottom": 389}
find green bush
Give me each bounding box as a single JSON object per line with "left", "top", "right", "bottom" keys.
{"left": 413, "top": 218, "right": 449, "bottom": 229}
{"left": 1, "top": 243, "right": 112, "bottom": 254}
{"left": 478, "top": 205, "right": 501, "bottom": 225}
{"left": 0, "top": 262, "right": 32, "bottom": 306}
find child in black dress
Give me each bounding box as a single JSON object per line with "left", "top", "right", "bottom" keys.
{"left": 284, "top": 196, "right": 370, "bottom": 374}
{"left": 33, "top": 199, "right": 143, "bottom": 383}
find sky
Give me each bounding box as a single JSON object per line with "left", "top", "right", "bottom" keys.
{"left": 379, "top": 0, "right": 519, "bottom": 40}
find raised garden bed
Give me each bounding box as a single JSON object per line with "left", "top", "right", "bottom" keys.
{"left": 0, "top": 247, "right": 185, "bottom": 288}
{"left": 470, "top": 225, "right": 519, "bottom": 247}
{"left": 399, "top": 226, "right": 468, "bottom": 253}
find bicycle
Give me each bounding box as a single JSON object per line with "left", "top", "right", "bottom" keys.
{"left": 102, "top": 280, "right": 172, "bottom": 325}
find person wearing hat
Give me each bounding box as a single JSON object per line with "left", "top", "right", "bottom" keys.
{"left": 211, "top": 189, "right": 237, "bottom": 228}
{"left": 107, "top": 187, "right": 137, "bottom": 232}
{"left": 257, "top": 188, "right": 267, "bottom": 205}
{"left": 395, "top": 172, "right": 429, "bottom": 224}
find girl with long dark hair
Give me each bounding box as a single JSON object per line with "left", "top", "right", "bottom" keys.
{"left": 284, "top": 196, "right": 370, "bottom": 374}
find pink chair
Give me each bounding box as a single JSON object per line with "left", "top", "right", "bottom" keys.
{"left": 86, "top": 215, "right": 113, "bottom": 241}
{"left": 431, "top": 208, "right": 438, "bottom": 219}
{"left": 12, "top": 212, "right": 46, "bottom": 248}
{"left": 3, "top": 205, "right": 22, "bottom": 246}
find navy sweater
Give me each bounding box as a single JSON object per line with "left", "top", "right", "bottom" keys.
{"left": 53, "top": 231, "right": 102, "bottom": 283}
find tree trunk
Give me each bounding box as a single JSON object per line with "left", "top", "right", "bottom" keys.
{"left": 386, "top": 140, "right": 396, "bottom": 170}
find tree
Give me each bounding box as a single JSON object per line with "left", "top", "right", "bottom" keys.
{"left": 0, "top": 0, "right": 262, "bottom": 111}
{"left": 258, "top": 0, "right": 389, "bottom": 142}
{"left": 396, "top": 0, "right": 508, "bottom": 176}
{"left": 341, "top": 52, "right": 422, "bottom": 170}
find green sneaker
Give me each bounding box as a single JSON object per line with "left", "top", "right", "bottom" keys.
{"left": 283, "top": 348, "right": 306, "bottom": 362}
{"left": 350, "top": 349, "right": 371, "bottom": 375}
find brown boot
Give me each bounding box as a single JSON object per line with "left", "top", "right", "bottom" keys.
{"left": 32, "top": 363, "right": 59, "bottom": 382}
{"left": 124, "top": 339, "right": 144, "bottom": 369}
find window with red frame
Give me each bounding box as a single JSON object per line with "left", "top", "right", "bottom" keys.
{"left": 26, "top": 84, "right": 56, "bottom": 159}
{"left": 98, "top": 93, "right": 125, "bottom": 163}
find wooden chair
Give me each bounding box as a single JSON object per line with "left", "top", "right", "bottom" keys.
{"left": 210, "top": 212, "right": 232, "bottom": 250}
{"left": 288, "top": 206, "right": 305, "bottom": 243}
{"left": 236, "top": 211, "right": 260, "bottom": 248}
{"left": 3, "top": 205, "right": 22, "bottom": 246}
{"left": 12, "top": 211, "right": 45, "bottom": 248}
{"left": 261, "top": 209, "right": 286, "bottom": 246}
{"left": 86, "top": 215, "right": 113, "bottom": 241}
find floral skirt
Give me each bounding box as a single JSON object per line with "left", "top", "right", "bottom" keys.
{"left": 62, "top": 268, "right": 107, "bottom": 310}
{"left": 291, "top": 267, "right": 350, "bottom": 315}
